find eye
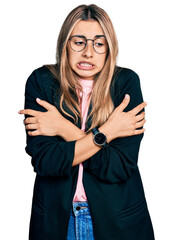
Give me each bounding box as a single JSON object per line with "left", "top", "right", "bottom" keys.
{"left": 94, "top": 38, "right": 106, "bottom": 48}
{"left": 95, "top": 42, "right": 104, "bottom": 47}
{"left": 74, "top": 41, "right": 85, "bottom": 45}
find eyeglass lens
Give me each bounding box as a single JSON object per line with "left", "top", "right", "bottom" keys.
{"left": 70, "top": 36, "right": 108, "bottom": 54}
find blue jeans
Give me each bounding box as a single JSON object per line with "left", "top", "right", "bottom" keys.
{"left": 67, "top": 201, "right": 95, "bottom": 240}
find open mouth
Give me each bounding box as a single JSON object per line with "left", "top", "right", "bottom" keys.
{"left": 77, "top": 62, "right": 95, "bottom": 70}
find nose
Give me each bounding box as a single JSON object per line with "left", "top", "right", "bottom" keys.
{"left": 82, "top": 40, "right": 94, "bottom": 57}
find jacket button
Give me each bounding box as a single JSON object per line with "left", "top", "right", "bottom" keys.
{"left": 76, "top": 206, "right": 81, "bottom": 211}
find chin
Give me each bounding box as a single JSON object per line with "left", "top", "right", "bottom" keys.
{"left": 75, "top": 70, "right": 96, "bottom": 80}
{"left": 78, "top": 74, "right": 95, "bottom": 80}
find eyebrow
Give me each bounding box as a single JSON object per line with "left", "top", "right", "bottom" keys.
{"left": 95, "top": 35, "right": 105, "bottom": 38}
{"left": 72, "top": 34, "right": 106, "bottom": 38}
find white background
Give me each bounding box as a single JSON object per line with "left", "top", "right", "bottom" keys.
{"left": 1, "top": 0, "right": 172, "bottom": 239}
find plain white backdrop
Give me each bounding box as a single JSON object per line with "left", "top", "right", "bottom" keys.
{"left": 1, "top": 0, "right": 172, "bottom": 239}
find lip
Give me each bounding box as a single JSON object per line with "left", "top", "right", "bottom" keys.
{"left": 77, "top": 61, "right": 95, "bottom": 70}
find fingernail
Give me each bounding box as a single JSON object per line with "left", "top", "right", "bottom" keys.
{"left": 125, "top": 94, "right": 129, "bottom": 99}
{"left": 145, "top": 101, "right": 148, "bottom": 105}
{"left": 18, "top": 110, "right": 21, "bottom": 113}
{"left": 36, "top": 98, "right": 41, "bottom": 101}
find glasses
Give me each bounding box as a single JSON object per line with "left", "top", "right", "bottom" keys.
{"left": 68, "top": 35, "right": 109, "bottom": 54}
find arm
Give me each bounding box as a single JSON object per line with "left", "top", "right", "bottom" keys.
{"left": 83, "top": 70, "right": 145, "bottom": 184}
{"left": 24, "top": 69, "right": 78, "bottom": 177}
{"left": 62, "top": 70, "right": 146, "bottom": 184}
{"left": 24, "top": 67, "right": 144, "bottom": 183}
{"left": 59, "top": 120, "right": 86, "bottom": 141}
{"left": 24, "top": 68, "right": 110, "bottom": 176}
{"left": 61, "top": 123, "right": 112, "bottom": 167}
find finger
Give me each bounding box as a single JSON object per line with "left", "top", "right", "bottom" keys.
{"left": 19, "top": 109, "right": 40, "bottom": 116}
{"left": 24, "top": 117, "right": 35, "bottom": 125}
{"left": 129, "top": 102, "right": 147, "bottom": 116}
{"left": 36, "top": 98, "right": 54, "bottom": 111}
{"left": 135, "top": 118, "right": 146, "bottom": 129}
{"left": 133, "top": 128, "right": 145, "bottom": 135}
{"left": 135, "top": 111, "right": 145, "bottom": 122}
{"left": 25, "top": 124, "right": 38, "bottom": 130}
{"left": 116, "top": 94, "right": 130, "bottom": 112}
{"left": 27, "top": 130, "right": 40, "bottom": 136}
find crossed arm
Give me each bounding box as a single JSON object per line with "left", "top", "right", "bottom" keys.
{"left": 19, "top": 98, "right": 111, "bottom": 167}
{"left": 19, "top": 68, "right": 146, "bottom": 183}
{"left": 19, "top": 95, "right": 145, "bottom": 169}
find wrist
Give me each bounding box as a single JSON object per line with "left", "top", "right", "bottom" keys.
{"left": 98, "top": 124, "right": 112, "bottom": 143}
{"left": 59, "top": 119, "right": 86, "bottom": 141}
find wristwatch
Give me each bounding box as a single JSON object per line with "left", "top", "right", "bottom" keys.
{"left": 92, "top": 127, "right": 109, "bottom": 148}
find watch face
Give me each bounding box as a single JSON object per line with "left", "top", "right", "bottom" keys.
{"left": 94, "top": 132, "right": 107, "bottom": 145}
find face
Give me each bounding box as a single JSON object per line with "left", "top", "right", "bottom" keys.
{"left": 67, "top": 20, "right": 108, "bottom": 80}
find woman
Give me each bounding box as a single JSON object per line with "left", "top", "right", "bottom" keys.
{"left": 19, "top": 4, "right": 155, "bottom": 240}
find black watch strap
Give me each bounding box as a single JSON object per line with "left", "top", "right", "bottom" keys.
{"left": 92, "top": 127, "right": 99, "bottom": 135}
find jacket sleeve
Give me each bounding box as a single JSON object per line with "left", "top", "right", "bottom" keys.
{"left": 24, "top": 68, "right": 77, "bottom": 177}
{"left": 83, "top": 70, "right": 145, "bottom": 184}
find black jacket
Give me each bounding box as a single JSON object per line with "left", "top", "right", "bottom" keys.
{"left": 24, "top": 65, "right": 155, "bottom": 240}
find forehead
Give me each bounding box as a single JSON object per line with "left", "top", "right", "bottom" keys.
{"left": 71, "top": 20, "right": 104, "bottom": 38}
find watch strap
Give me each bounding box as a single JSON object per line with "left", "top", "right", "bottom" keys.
{"left": 92, "top": 127, "right": 99, "bottom": 135}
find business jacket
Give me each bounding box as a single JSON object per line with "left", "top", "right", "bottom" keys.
{"left": 24, "top": 65, "right": 155, "bottom": 240}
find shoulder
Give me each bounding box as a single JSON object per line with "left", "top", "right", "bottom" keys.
{"left": 26, "top": 65, "right": 58, "bottom": 87}
{"left": 111, "top": 66, "right": 141, "bottom": 94}
{"left": 25, "top": 65, "right": 59, "bottom": 103}
{"left": 111, "top": 66, "right": 143, "bottom": 105}
{"left": 112, "top": 66, "right": 140, "bottom": 87}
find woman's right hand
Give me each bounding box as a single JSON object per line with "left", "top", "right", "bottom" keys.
{"left": 101, "top": 94, "right": 147, "bottom": 142}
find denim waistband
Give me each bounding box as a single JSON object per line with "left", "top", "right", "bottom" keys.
{"left": 71, "top": 201, "right": 91, "bottom": 217}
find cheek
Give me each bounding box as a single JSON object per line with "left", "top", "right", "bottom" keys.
{"left": 68, "top": 55, "right": 73, "bottom": 68}
{"left": 67, "top": 46, "right": 75, "bottom": 68}
{"left": 97, "top": 56, "right": 107, "bottom": 70}
{"left": 68, "top": 54, "right": 76, "bottom": 70}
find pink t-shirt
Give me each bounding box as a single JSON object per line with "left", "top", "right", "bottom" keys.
{"left": 72, "top": 78, "right": 94, "bottom": 202}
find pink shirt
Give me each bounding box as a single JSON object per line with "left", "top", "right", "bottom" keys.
{"left": 72, "top": 78, "right": 94, "bottom": 202}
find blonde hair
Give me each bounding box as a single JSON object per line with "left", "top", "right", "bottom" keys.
{"left": 44, "top": 4, "right": 119, "bottom": 133}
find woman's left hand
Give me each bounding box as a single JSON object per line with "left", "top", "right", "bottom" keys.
{"left": 18, "top": 98, "right": 67, "bottom": 137}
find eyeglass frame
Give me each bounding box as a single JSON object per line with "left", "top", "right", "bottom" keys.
{"left": 68, "top": 35, "right": 109, "bottom": 54}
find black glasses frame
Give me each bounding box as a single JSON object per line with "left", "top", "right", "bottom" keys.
{"left": 68, "top": 35, "right": 109, "bottom": 54}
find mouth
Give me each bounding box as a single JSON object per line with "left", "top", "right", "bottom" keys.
{"left": 77, "top": 61, "right": 95, "bottom": 70}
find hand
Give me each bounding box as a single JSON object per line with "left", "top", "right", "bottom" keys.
{"left": 18, "top": 98, "right": 67, "bottom": 136}
{"left": 102, "top": 94, "right": 147, "bottom": 141}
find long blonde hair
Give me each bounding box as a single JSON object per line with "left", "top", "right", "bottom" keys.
{"left": 44, "top": 4, "right": 119, "bottom": 133}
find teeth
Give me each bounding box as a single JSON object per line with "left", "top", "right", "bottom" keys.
{"left": 80, "top": 63, "right": 93, "bottom": 66}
